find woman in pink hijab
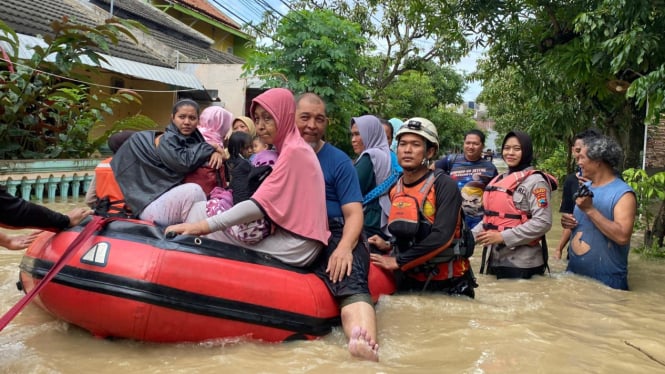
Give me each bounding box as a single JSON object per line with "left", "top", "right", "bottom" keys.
{"left": 198, "top": 106, "right": 234, "bottom": 147}
{"left": 166, "top": 88, "right": 329, "bottom": 267}
{"left": 182, "top": 106, "right": 234, "bottom": 196}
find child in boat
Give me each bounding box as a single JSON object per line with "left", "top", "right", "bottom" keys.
{"left": 206, "top": 132, "right": 277, "bottom": 244}
{"left": 166, "top": 88, "right": 329, "bottom": 268}
{"left": 249, "top": 135, "right": 268, "bottom": 163}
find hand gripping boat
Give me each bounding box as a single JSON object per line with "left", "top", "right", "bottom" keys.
{"left": 17, "top": 218, "right": 396, "bottom": 343}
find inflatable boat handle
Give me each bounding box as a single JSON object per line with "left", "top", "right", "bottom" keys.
{"left": 0, "top": 215, "right": 109, "bottom": 332}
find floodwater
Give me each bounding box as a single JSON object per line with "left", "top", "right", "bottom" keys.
{"left": 2, "top": 197, "right": 665, "bottom": 373}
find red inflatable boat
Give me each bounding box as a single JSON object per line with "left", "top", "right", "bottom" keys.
{"left": 18, "top": 218, "right": 395, "bottom": 343}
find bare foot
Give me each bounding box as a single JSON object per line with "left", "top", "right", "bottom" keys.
{"left": 348, "top": 326, "right": 379, "bottom": 362}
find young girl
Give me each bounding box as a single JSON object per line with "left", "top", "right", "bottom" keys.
{"left": 226, "top": 131, "right": 254, "bottom": 204}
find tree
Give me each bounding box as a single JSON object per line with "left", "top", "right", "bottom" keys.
{"left": 0, "top": 17, "right": 144, "bottom": 159}
{"left": 245, "top": 4, "right": 471, "bottom": 151}
{"left": 244, "top": 9, "right": 367, "bottom": 152}
{"left": 452, "top": 0, "right": 665, "bottom": 170}
{"left": 288, "top": 0, "right": 469, "bottom": 96}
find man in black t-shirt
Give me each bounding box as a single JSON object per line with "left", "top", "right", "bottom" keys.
{"left": 555, "top": 129, "right": 600, "bottom": 259}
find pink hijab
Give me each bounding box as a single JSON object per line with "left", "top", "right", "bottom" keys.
{"left": 198, "top": 106, "right": 233, "bottom": 145}
{"left": 250, "top": 88, "right": 330, "bottom": 245}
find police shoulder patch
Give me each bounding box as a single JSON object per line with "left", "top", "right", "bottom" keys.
{"left": 533, "top": 187, "right": 548, "bottom": 208}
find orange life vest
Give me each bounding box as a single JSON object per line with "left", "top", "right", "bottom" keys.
{"left": 388, "top": 171, "right": 470, "bottom": 280}
{"left": 95, "top": 157, "right": 124, "bottom": 203}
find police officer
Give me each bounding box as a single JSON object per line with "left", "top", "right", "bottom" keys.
{"left": 475, "top": 131, "right": 556, "bottom": 279}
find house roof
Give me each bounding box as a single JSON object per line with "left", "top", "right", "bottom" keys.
{"left": 91, "top": 0, "right": 244, "bottom": 64}
{"left": 173, "top": 0, "right": 240, "bottom": 29}
{"left": 93, "top": 0, "right": 213, "bottom": 45}
{"left": 0, "top": 0, "right": 169, "bottom": 67}
{"left": 1, "top": 33, "right": 205, "bottom": 90}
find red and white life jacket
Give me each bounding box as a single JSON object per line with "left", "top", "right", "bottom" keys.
{"left": 482, "top": 169, "right": 557, "bottom": 237}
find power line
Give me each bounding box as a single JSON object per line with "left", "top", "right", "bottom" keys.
{"left": 209, "top": 0, "right": 279, "bottom": 43}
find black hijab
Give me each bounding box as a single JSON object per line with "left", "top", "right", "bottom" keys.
{"left": 502, "top": 130, "right": 533, "bottom": 173}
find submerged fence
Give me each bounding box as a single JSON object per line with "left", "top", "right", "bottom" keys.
{"left": 0, "top": 159, "right": 101, "bottom": 202}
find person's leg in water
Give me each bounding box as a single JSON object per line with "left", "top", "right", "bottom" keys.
{"left": 341, "top": 296, "right": 378, "bottom": 361}
{"left": 314, "top": 224, "right": 379, "bottom": 361}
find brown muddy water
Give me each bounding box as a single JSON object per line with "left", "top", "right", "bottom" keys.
{"left": 1, "top": 195, "right": 665, "bottom": 373}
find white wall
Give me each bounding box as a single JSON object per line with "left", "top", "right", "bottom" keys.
{"left": 179, "top": 63, "right": 247, "bottom": 117}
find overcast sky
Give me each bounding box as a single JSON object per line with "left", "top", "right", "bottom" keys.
{"left": 215, "top": 0, "right": 482, "bottom": 102}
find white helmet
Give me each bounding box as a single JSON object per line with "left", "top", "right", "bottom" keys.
{"left": 395, "top": 117, "right": 439, "bottom": 151}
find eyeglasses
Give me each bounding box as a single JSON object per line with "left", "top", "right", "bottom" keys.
{"left": 404, "top": 120, "right": 438, "bottom": 139}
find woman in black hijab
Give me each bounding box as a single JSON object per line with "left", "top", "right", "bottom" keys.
{"left": 474, "top": 131, "right": 558, "bottom": 279}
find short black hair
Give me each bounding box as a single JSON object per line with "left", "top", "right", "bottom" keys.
{"left": 464, "top": 129, "right": 485, "bottom": 145}
{"left": 574, "top": 128, "right": 602, "bottom": 141}
{"left": 379, "top": 118, "right": 393, "bottom": 141}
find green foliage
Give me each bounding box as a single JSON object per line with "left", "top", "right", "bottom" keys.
{"left": 247, "top": 1, "right": 472, "bottom": 152}
{"left": 244, "top": 9, "right": 367, "bottom": 153}
{"left": 427, "top": 107, "right": 478, "bottom": 156}
{"left": 288, "top": 0, "right": 469, "bottom": 91}
{"left": 376, "top": 71, "right": 436, "bottom": 117}
{"left": 632, "top": 243, "right": 665, "bottom": 260}
{"left": 622, "top": 168, "right": 665, "bottom": 243}
{"left": 0, "top": 17, "right": 143, "bottom": 159}
{"left": 535, "top": 143, "right": 569, "bottom": 184}
{"left": 457, "top": 0, "right": 662, "bottom": 169}
{"left": 575, "top": 0, "right": 665, "bottom": 123}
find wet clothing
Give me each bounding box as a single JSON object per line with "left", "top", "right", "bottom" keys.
{"left": 389, "top": 170, "right": 475, "bottom": 296}
{"left": 395, "top": 267, "right": 476, "bottom": 297}
{"left": 313, "top": 218, "right": 370, "bottom": 298}
{"left": 111, "top": 125, "right": 214, "bottom": 217}
{"left": 567, "top": 178, "right": 634, "bottom": 290}
{"left": 435, "top": 154, "right": 498, "bottom": 228}
{"left": 476, "top": 168, "right": 553, "bottom": 279}
{"left": 312, "top": 143, "right": 370, "bottom": 299}
{"left": 0, "top": 185, "right": 70, "bottom": 231}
